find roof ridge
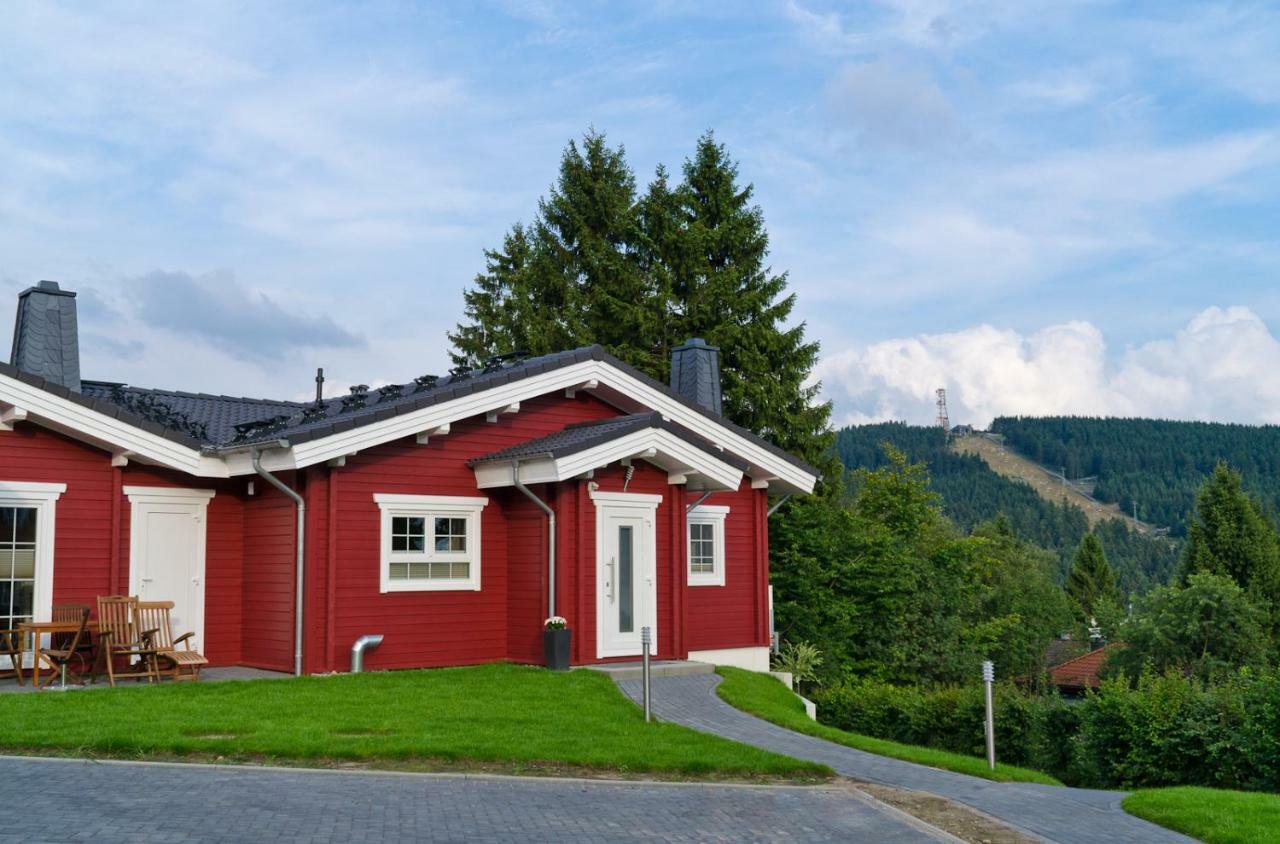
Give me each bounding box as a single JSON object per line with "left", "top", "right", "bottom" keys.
{"left": 84, "top": 381, "right": 305, "bottom": 407}
{"left": 1048, "top": 644, "right": 1116, "bottom": 670}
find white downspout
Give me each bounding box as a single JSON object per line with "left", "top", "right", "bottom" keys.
{"left": 512, "top": 458, "right": 556, "bottom": 617}
{"left": 252, "top": 448, "right": 306, "bottom": 677}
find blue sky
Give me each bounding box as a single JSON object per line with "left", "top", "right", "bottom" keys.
{"left": 3, "top": 1, "right": 1280, "bottom": 427}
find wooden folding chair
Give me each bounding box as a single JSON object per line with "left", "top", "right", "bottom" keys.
{"left": 50, "top": 603, "right": 96, "bottom": 675}
{"left": 0, "top": 627, "right": 23, "bottom": 685}
{"left": 37, "top": 605, "right": 89, "bottom": 690}
{"left": 95, "top": 596, "right": 159, "bottom": 687}
{"left": 135, "top": 601, "right": 208, "bottom": 681}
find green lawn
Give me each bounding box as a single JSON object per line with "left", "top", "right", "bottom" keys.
{"left": 0, "top": 663, "right": 829, "bottom": 780}
{"left": 1123, "top": 787, "right": 1280, "bottom": 844}
{"left": 715, "top": 667, "right": 1062, "bottom": 786}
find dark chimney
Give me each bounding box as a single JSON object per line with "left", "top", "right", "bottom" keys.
{"left": 10, "top": 281, "right": 81, "bottom": 392}
{"left": 670, "top": 337, "right": 722, "bottom": 415}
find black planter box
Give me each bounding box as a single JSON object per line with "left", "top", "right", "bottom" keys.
{"left": 543, "top": 628, "right": 571, "bottom": 671}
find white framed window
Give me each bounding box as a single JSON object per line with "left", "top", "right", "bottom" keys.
{"left": 373, "top": 494, "right": 488, "bottom": 592}
{"left": 687, "top": 504, "right": 728, "bottom": 587}
{"left": 0, "top": 482, "right": 66, "bottom": 633}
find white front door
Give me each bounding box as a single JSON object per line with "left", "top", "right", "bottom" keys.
{"left": 125, "top": 487, "right": 214, "bottom": 651}
{"left": 594, "top": 492, "right": 660, "bottom": 658}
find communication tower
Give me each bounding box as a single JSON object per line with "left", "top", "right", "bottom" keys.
{"left": 935, "top": 388, "right": 950, "bottom": 432}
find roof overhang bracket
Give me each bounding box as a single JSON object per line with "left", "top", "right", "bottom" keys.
{"left": 110, "top": 450, "right": 134, "bottom": 468}
{"left": 0, "top": 405, "right": 28, "bottom": 432}
{"left": 751, "top": 476, "right": 778, "bottom": 490}
{"left": 415, "top": 423, "right": 451, "bottom": 445}
{"left": 326, "top": 451, "right": 357, "bottom": 468}
{"left": 565, "top": 379, "right": 598, "bottom": 399}
{"left": 485, "top": 403, "right": 520, "bottom": 423}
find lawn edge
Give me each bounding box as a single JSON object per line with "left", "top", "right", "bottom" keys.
{"left": 713, "top": 667, "right": 1064, "bottom": 787}
{"left": 0, "top": 745, "right": 833, "bottom": 786}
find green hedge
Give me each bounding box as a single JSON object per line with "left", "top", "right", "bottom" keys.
{"left": 813, "top": 671, "right": 1279, "bottom": 791}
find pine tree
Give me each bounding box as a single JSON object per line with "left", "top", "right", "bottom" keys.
{"left": 449, "top": 223, "right": 534, "bottom": 364}
{"left": 1066, "top": 533, "right": 1119, "bottom": 616}
{"left": 449, "top": 129, "right": 836, "bottom": 485}
{"left": 1181, "top": 463, "right": 1280, "bottom": 631}
{"left": 668, "top": 132, "right": 834, "bottom": 475}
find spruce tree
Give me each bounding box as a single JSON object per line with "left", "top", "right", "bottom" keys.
{"left": 1181, "top": 463, "right": 1280, "bottom": 632}
{"left": 1066, "top": 532, "right": 1119, "bottom": 616}
{"left": 667, "top": 132, "right": 833, "bottom": 475}
{"left": 450, "top": 129, "right": 836, "bottom": 485}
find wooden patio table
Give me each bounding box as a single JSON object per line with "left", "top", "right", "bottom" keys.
{"left": 18, "top": 620, "right": 98, "bottom": 688}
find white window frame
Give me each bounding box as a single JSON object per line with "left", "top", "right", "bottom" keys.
{"left": 687, "top": 504, "right": 728, "bottom": 587}
{"left": 0, "top": 481, "right": 66, "bottom": 631}
{"left": 373, "top": 494, "right": 488, "bottom": 593}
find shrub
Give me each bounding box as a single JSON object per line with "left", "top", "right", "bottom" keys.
{"left": 812, "top": 670, "right": 1280, "bottom": 791}
{"left": 772, "top": 641, "right": 824, "bottom": 692}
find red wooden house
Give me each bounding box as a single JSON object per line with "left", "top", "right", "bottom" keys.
{"left": 0, "top": 281, "right": 817, "bottom": 675}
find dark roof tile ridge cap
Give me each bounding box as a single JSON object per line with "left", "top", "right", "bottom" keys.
{"left": 85, "top": 382, "right": 307, "bottom": 407}
{"left": 560, "top": 411, "right": 662, "bottom": 431}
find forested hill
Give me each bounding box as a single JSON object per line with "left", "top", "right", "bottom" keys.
{"left": 834, "top": 423, "right": 1180, "bottom": 594}
{"left": 991, "top": 417, "right": 1280, "bottom": 537}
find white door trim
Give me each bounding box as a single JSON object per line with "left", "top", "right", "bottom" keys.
{"left": 593, "top": 490, "right": 660, "bottom": 659}
{"left": 0, "top": 481, "right": 66, "bottom": 633}
{"left": 126, "top": 486, "right": 214, "bottom": 650}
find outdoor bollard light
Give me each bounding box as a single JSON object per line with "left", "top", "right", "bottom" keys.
{"left": 982, "top": 660, "right": 996, "bottom": 771}
{"left": 641, "top": 626, "right": 652, "bottom": 723}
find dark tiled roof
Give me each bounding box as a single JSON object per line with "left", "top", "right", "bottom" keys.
{"left": 0, "top": 360, "right": 206, "bottom": 450}
{"left": 467, "top": 411, "right": 751, "bottom": 472}
{"left": 216, "top": 347, "right": 597, "bottom": 449}
{"left": 3, "top": 342, "right": 819, "bottom": 480}
{"left": 80, "top": 382, "right": 306, "bottom": 447}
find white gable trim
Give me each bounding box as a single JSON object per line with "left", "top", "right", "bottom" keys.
{"left": 473, "top": 426, "right": 745, "bottom": 492}
{"left": 0, "top": 370, "right": 228, "bottom": 478}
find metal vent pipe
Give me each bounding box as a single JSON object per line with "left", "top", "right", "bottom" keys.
{"left": 350, "top": 634, "right": 384, "bottom": 673}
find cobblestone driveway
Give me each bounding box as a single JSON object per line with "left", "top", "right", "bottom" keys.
{"left": 0, "top": 756, "right": 947, "bottom": 843}
{"left": 618, "top": 674, "right": 1195, "bottom": 844}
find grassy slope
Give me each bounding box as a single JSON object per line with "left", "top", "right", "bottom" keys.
{"left": 715, "top": 667, "right": 1062, "bottom": 786}
{"left": 1123, "top": 788, "right": 1280, "bottom": 844}
{"left": 0, "top": 663, "right": 828, "bottom": 780}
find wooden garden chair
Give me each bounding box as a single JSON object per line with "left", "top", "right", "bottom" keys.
{"left": 50, "top": 603, "right": 96, "bottom": 675}
{"left": 135, "top": 600, "right": 208, "bottom": 682}
{"left": 0, "top": 627, "right": 23, "bottom": 685}
{"left": 95, "top": 596, "right": 159, "bottom": 687}
{"left": 36, "top": 605, "right": 89, "bottom": 690}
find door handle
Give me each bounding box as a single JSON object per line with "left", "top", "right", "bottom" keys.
{"left": 608, "top": 556, "right": 616, "bottom": 603}
{"left": 140, "top": 577, "right": 153, "bottom": 583}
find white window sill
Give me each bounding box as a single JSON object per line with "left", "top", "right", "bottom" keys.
{"left": 381, "top": 579, "right": 481, "bottom": 593}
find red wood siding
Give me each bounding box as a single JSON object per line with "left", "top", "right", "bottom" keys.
{"left": 684, "top": 479, "right": 769, "bottom": 652}
{"left": 505, "top": 498, "right": 547, "bottom": 663}
{"left": 0, "top": 425, "right": 114, "bottom": 609}
{"left": 241, "top": 475, "right": 298, "bottom": 671}
{"left": 317, "top": 393, "right": 616, "bottom": 671}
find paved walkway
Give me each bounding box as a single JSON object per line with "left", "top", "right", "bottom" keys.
{"left": 0, "top": 756, "right": 950, "bottom": 843}
{"left": 617, "top": 674, "right": 1196, "bottom": 844}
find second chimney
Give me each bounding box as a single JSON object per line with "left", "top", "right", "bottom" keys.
{"left": 10, "top": 280, "right": 81, "bottom": 392}
{"left": 670, "top": 337, "right": 722, "bottom": 416}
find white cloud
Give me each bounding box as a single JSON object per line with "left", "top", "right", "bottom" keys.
{"left": 816, "top": 306, "right": 1280, "bottom": 427}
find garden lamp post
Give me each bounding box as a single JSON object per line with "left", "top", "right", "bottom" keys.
{"left": 982, "top": 660, "right": 996, "bottom": 770}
